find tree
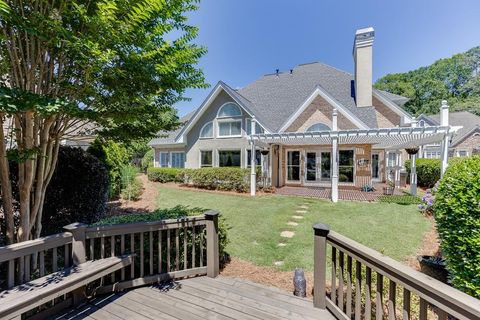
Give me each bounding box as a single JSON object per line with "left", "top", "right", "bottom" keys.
{"left": 0, "top": 0, "right": 207, "bottom": 243}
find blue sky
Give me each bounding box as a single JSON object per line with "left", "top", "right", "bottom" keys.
{"left": 177, "top": 0, "right": 480, "bottom": 116}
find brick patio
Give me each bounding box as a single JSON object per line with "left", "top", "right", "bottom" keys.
{"left": 276, "top": 184, "right": 403, "bottom": 201}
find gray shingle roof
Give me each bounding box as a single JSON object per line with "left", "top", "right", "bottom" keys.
{"left": 422, "top": 111, "right": 480, "bottom": 146}
{"left": 147, "top": 111, "right": 194, "bottom": 146}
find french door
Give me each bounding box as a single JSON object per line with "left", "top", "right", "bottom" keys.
{"left": 305, "top": 151, "right": 331, "bottom": 183}
{"left": 371, "top": 153, "right": 380, "bottom": 180}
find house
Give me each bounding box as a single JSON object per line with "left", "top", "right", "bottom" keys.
{"left": 148, "top": 27, "right": 460, "bottom": 201}
{"left": 417, "top": 111, "right": 480, "bottom": 158}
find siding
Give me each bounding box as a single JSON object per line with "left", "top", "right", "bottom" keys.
{"left": 372, "top": 96, "right": 401, "bottom": 128}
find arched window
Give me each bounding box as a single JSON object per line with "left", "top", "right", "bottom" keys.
{"left": 217, "top": 103, "right": 242, "bottom": 118}
{"left": 419, "top": 120, "right": 425, "bottom": 127}
{"left": 199, "top": 122, "right": 213, "bottom": 138}
{"left": 306, "top": 123, "right": 330, "bottom": 132}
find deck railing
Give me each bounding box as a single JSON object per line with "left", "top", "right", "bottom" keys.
{"left": 0, "top": 211, "right": 219, "bottom": 302}
{"left": 313, "top": 224, "right": 480, "bottom": 320}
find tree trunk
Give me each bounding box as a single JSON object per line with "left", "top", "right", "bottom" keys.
{"left": 0, "top": 115, "right": 15, "bottom": 244}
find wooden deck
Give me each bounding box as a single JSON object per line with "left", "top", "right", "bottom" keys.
{"left": 53, "top": 276, "right": 336, "bottom": 320}
{"left": 276, "top": 185, "right": 403, "bottom": 201}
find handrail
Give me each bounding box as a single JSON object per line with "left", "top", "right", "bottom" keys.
{"left": 328, "top": 230, "right": 480, "bottom": 320}
{"left": 0, "top": 232, "right": 72, "bottom": 263}
{"left": 312, "top": 224, "right": 480, "bottom": 320}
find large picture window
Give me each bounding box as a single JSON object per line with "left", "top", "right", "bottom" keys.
{"left": 159, "top": 152, "right": 169, "bottom": 168}
{"left": 200, "top": 151, "right": 213, "bottom": 167}
{"left": 171, "top": 152, "right": 185, "bottom": 168}
{"left": 339, "top": 150, "right": 354, "bottom": 183}
{"left": 218, "top": 150, "right": 241, "bottom": 167}
{"left": 247, "top": 149, "right": 262, "bottom": 167}
{"left": 218, "top": 120, "right": 242, "bottom": 137}
{"left": 287, "top": 151, "right": 300, "bottom": 181}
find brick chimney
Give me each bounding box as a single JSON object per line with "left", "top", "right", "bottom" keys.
{"left": 353, "top": 27, "right": 375, "bottom": 107}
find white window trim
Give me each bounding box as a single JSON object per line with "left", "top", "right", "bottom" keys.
{"left": 199, "top": 150, "right": 213, "bottom": 168}
{"left": 457, "top": 149, "right": 469, "bottom": 157}
{"left": 159, "top": 151, "right": 169, "bottom": 168}
{"left": 217, "top": 102, "right": 242, "bottom": 118}
{"left": 170, "top": 152, "right": 186, "bottom": 168}
{"left": 217, "top": 149, "right": 242, "bottom": 167}
{"left": 199, "top": 121, "right": 214, "bottom": 139}
{"left": 245, "top": 118, "right": 265, "bottom": 136}
{"left": 217, "top": 119, "right": 243, "bottom": 138}
{"left": 285, "top": 149, "right": 302, "bottom": 184}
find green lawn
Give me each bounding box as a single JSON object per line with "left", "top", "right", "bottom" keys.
{"left": 155, "top": 186, "right": 431, "bottom": 271}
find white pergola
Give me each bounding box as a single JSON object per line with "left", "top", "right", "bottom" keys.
{"left": 248, "top": 101, "right": 460, "bottom": 202}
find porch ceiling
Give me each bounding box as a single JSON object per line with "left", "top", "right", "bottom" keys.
{"left": 250, "top": 126, "right": 462, "bottom": 150}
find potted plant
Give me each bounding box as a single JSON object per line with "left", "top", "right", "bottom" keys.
{"left": 383, "top": 181, "right": 395, "bottom": 195}
{"left": 417, "top": 255, "right": 448, "bottom": 283}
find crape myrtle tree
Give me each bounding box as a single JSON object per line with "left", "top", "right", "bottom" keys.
{"left": 0, "top": 0, "right": 207, "bottom": 243}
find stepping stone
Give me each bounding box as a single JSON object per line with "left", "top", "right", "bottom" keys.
{"left": 252, "top": 240, "right": 259, "bottom": 245}
{"left": 296, "top": 210, "right": 307, "bottom": 214}
{"left": 280, "top": 231, "right": 295, "bottom": 238}
{"left": 292, "top": 215, "right": 304, "bottom": 220}
{"left": 287, "top": 221, "right": 299, "bottom": 226}
{"left": 277, "top": 243, "right": 287, "bottom": 247}
{"left": 274, "top": 261, "right": 284, "bottom": 266}
{"left": 298, "top": 205, "right": 309, "bottom": 209}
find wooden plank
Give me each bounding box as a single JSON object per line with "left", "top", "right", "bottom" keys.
{"left": 52, "top": 247, "right": 58, "bottom": 272}
{"left": 140, "top": 232, "right": 144, "bottom": 278}
{"left": 120, "top": 235, "right": 125, "bottom": 281}
{"left": 365, "top": 266, "right": 372, "bottom": 320}
{"left": 167, "top": 229, "right": 171, "bottom": 272}
{"left": 388, "top": 279, "right": 396, "bottom": 320}
{"left": 99, "top": 298, "right": 151, "bottom": 320}
{"left": 192, "top": 225, "right": 196, "bottom": 268}
{"left": 331, "top": 246, "right": 337, "bottom": 305}
{"left": 100, "top": 237, "right": 105, "bottom": 259}
{"left": 39, "top": 250, "right": 45, "bottom": 276}
{"left": 346, "top": 255, "right": 352, "bottom": 317}
{"left": 200, "top": 228, "right": 204, "bottom": 267}
{"left": 376, "top": 272, "right": 383, "bottom": 320}
{"left": 158, "top": 230, "right": 162, "bottom": 274}
{"left": 437, "top": 309, "right": 448, "bottom": 320}
{"left": 65, "top": 244, "right": 70, "bottom": 267}
{"left": 110, "top": 236, "right": 115, "bottom": 283}
{"left": 8, "top": 259, "right": 14, "bottom": 288}
{"left": 419, "top": 297, "right": 428, "bottom": 320}
{"left": 183, "top": 227, "right": 187, "bottom": 270}
{"left": 338, "top": 251, "right": 344, "bottom": 311}
{"left": 25, "top": 254, "right": 30, "bottom": 282}
{"left": 149, "top": 231, "right": 153, "bottom": 275}
{"left": 90, "top": 238, "right": 94, "bottom": 260}
{"left": 130, "top": 233, "right": 135, "bottom": 279}
{"left": 175, "top": 229, "right": 179, "bottom": 271}
{"left": 403, "top": 288, "right": 411, "bottom": 320}
{"left": 104, "top": 292, "right": 177, "bottom": 320}
{"left": 355, "top": 260, "right": 362, "bottom": 320}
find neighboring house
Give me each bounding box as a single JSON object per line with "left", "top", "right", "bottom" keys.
{"left": 417, "top": 111, "right": 480, "bottom": 158}
{"left": 148, "top": 27, "right": 459, "bottom": 200}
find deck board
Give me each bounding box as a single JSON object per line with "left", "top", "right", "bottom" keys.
{"left": 54, "top": 276, "right": 336, "bottom": 320}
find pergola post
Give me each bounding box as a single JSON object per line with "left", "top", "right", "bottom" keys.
{"left": 440, "top": 100, "right": 450, "bottom": 177}
{"left": 331, "top": 109, "right": 339, "bottom": 203}
{"left": 394, "top": 150, "right": 401, "bottom": 189}
{"left": 410, "top": 118, "right": 418, "bottom": 196}
{"left": 250, "top": 116, "right": 257, "bottom": 196}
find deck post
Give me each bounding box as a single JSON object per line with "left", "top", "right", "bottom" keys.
{"left": 331, "top": 109, "right": 339, "bottom": 203}
{"left": 64, "top": 222, "right": 88, "bottom": 306}
{"left": 440, "top": 100, "right": 449, "bottom": 177}
{"left": 313, "top": 223, "right": 330, "bottom": 309}
{"left": 205, "top": 210, "right": 220, "bottom": 278}
{"left": 250, "top": 116, "right": 257, "bottom": 196}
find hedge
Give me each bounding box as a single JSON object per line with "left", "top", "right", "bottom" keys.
{"left": 405, "top": 158, "right": 441, "bottom": 188}
{"left": 147, "top": 167, "right": 183, "bottom": 183}
{"left": 95, "top": 205, "right": 230, "bottom": 265}
{"left": 433, "top": 156, "right": 480, "bottom": 298}
{"left": 179, "top": 167, "right": 256, "bottom": 192}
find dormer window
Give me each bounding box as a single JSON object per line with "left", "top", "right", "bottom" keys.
{"left": 419, "top": 120, "right": 425, "bottom": 127}
{"left": 217, "top": 103, "right": 242, "bottom": 137}
{"left": 217, "top": 103, "right": 242, "bottom": 118}
{"left": 306, "top": 123, "right": 330, "bottom": 132}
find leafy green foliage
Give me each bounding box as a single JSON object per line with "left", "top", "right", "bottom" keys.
{"left": 40, "top": 147, "right": 109, "bottom": 235}
{"left": 147, "top": 167, "right": 183, "bottom": 183}
{"left": 434, "top": 156, "right": 480, "bottom": 297}
{"left": 88, "top": 138, "right": 129, "bottom": 198}
{"left": 378, "top": 195, "right": 421, "bottom": 205}
{"left": 141, "top": 149, "right": 154, "bottom": 172}
{"left": 375, "top": 46, "right": 480, "bottom": 115}
{"left": 179, "top": 168, "right": 257, "bottom": 192}
{"left": 95, "top": 205, "right": 230, "bottom": 263}
{"left": 405, "top": 158, "right": 441, "bottom": 188}
{"left": 120, "top": 165, "right": 143, "bottom": 201}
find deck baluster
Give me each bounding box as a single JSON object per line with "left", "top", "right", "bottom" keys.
{"left": 376, "top": 273, "right": 383, "bottom": 320}
{"left": 355, "top": 260, "right": 362, "bottom": 320}
{"left": 403, "top": 288, "right": 411, "bottom": 320}
{"left": 331, "top": 246, "right": 337, "bottom": 305}
{"left": 338, "top": 251, "right": 344, "bottom": 311}
{"left": 365, "top": 266, "right": 372, "bottom": 320}
{"left": 388, "top": 280, "right": 396, "bottom": 320}
{"left": 346, "top": 255, "right": 353, "bottom": 317}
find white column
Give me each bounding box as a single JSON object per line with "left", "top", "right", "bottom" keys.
{"left": 331, "top": 109, "right": 338, "bottom": 203}
{"left": 394, "top": 150, "right": 401, "bottom": 188}
{"left": 250, "top": 116, "right": 257, "bottom": 196}
{"left": 410, "top": 118, "right": 418, "bottom": 196}
{"left": 440, "top": 100, "right": 450, "bottom": 177}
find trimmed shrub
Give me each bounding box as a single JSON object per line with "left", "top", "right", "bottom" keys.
{"left": 433, "top": 156, "right": 480, "bottom": 297}
{"left": 179, "top": 167, "right": 253, "bottom": 192}
{"left": 405, "top": 158, "right": 441, "bottom": 188}
{"left": 41, "top": 146, "right": 109, "bottom": 236}
{"left": 120, "top": 165, "right": 143, "bottom": 201}
{"left": 94, "top": 205, "right": 230, "bottom": 265}
{"left": 141, "top": 149, "right": 154, "bottom": 172}
{"left": 147, "top": 167, "right": 183, "bottom": 183}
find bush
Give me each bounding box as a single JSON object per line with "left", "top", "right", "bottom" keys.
{"left": 94, "top": 205, "right": 230, "bottom": 264}
{"left": 141, "top": 149, "right": 154, "bottom": 172}
{"left": 120, "top": 165, "right": 143, "bottom": 201}
{"left": 179, "top": 167, "right": 255, "bottom": 192}
{"left": 41, "top": 146, "right": 109, "bottom": 236}
{"left": 147, "top": 167, "right": 183, "bottom": 183}
{"left": 433, "top": 156, "right": 480, "bottom": 297}
{"left": 405, "top": 158, "right": 441, "bottom": 188}
{"left": 88, "top": 139, "right": 130, "bottom": 198}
